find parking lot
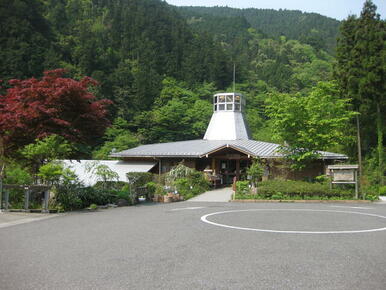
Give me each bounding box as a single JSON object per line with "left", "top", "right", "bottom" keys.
{"left": 1, "top": 201, "right": 385, "bottom": 289}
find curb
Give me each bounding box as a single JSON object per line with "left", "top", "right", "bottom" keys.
{"left": 0, "top": 214, "right": 60, "bottom": 229}
{"left": 231, "top": 199, "right": 373, "bottom": 203}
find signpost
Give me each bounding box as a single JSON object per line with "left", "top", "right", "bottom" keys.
{"left": 327, "top": 165, "right": 359, "bottom": 199}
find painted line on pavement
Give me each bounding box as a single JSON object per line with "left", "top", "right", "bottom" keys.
{"left": 200, "top": 209, "right": 386, "bottom": 234}
{"left": 330, "top": 205, "right": 374, "bottom": 210}
{"left": 171, "top": 207, "right": 205, "bottom": 211}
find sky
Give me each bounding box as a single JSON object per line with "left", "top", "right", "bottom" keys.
{"left": 165, "top": 0, "right": 386, "bottom": 20}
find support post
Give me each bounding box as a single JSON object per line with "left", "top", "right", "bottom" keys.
{"left": 236, "top": 159, "right": 240, "bottom": 181}
{"left": 329, "top": 170, "right": 333, "bottom": 190}
{"left": 0, "top": 179, "right": 2, "bottom": 212}
{"left": 354, "top": 170, "right": 358, "bottom": 199}
{"left": 42, "top": 190, "right": 49, "bottom": 213}
{"left": 24, "top": 187, "right": 30, "bottom": 211}
{"left": 4, "top": 189, "right": 9, "bottom": 211}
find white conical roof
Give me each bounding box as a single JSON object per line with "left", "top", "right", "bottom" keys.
{"left": 203, "top": 92, "right": 250, "bottom": 140}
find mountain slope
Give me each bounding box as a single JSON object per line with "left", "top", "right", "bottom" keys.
{"left": 175, "top": 6, "right": 340, "bottom": 54}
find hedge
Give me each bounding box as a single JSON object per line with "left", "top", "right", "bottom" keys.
{"left": 236, "top": 179, "right": 355, "bottom": 200}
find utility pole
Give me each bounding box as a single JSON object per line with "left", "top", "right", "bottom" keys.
{"left": 233, "top": 63, "right": 236, "bottom": 92}
{"left": 356, "top": 114, "right": 363, "bottom": 197}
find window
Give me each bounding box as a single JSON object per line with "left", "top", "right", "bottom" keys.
{"left": 213, "top": 93, "right": 243, "bottom": 112}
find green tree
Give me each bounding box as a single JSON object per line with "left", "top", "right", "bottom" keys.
{"left": 38, "top": 161, "right": 65, "bottom": 185}
{"left": 93, "top": 133, "right": 139, "bottom": 160}
{"left": 92, "top": 117, "right": 139, "bottom": 159}
{"left": 3, "top": 162, "right": 33, "bottom": 185}
{"left": 246, "top": 159, "right": 264, "bottom": 187}
{"left": 335, "top": 0, "right": 385, "bottom": 185}
{"left": 266, "top": 81, "right": 356, "bottom": 169}
{"left": 136, "top": 78, "right": 213, "bottom": 143}
{"left": 20, "top": 135, "right": 73, "bottom": 167}
{"left": 0, "top": 0, "right": 52, "bottom": 79}
{"left": 85, "top": 161, "right": 119, "bottom": 190}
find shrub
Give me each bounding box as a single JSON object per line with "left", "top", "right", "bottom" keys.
{"left": 4, "top": 163, "right": 33, "bottom": 185}
{"left": 146, "top": 181, "right": 157, "bottom": 195}
{"left": 234, "top": 179, "right": 354, "bottom": 200}
{"left": 174, "top": 178, "right": 192, "bottom": 198}
{"left": 171, "top": 167, "right": 210, "bottom": 200}
{"left": 165, "top": 164, "right": 194, "bottom": 185}
{"left": 54, "top": 184, "right": 83, "bottom": 211}
{"left": 246, "top": 159, "right": 264, "bottom": 187}
{"left": 126, "top": 172, "right": 153, "bottom": 188}
{"left": 116, "top": 190, "right": 130, "bottom": 201}
{"left": 85, "top": 161, "right": 119, "bottom": 189}
{"left": 94, "top": 181, "right": 127, "bottom": 191}
{"left": 257, "top": 180, "right": 353, "bottom": 199}
{"left": 89, "top": 203, "right": 98, "bottom": 210}
{"left": 38, "top": 161, "right": 64, "bottom": 185}
{"left": 154, "top": 183, "right": 167, "bottom": 196}
{"left": 235, "top": 181, "right": 250, "bottom": 195}
{"left": 54, "top": 184, "right": 119, "bottom": 210}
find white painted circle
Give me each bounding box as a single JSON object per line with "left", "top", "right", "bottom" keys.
{"left": 200, "top": 209, "right": 386, "bottom": 234}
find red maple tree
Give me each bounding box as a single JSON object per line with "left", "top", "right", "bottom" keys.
{"left": 0, "top": 69, "right": 112, "bottom": 155}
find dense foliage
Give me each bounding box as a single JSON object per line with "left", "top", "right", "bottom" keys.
{"left": 176, "top": 6, "right": 340, "bottom": 54}
{"left": 235, "top": 180, "right": 357, "bottom": 200}
{"left": 0, "top": 0, "right": 384, "bottom": 196}
{"left": 335, "top": 0, "right": 385, "bottom": 186}
{"left": 165, "top": 164, "right": 210, "bottom": 199}
{"left": 0, "top": 0, "right": 340, "bottom": 147}
{"left": 266, "top": 81, "right": 356, "bottom": 168}
{"left": 0, "top": 69, "right": 111, "bottom": 157}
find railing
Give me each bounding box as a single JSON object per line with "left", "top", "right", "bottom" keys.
{"left": 1, "top": 184, "right": 51, "bottom": 213}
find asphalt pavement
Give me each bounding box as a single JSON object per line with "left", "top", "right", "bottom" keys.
{"left": 188, "top": 187, "right": 233, "bottom": 202}
{"left": 0, "top": 201, "right": 385, "bottom": 290}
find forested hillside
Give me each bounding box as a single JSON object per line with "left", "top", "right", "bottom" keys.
{"left": 175, "top": 6, "right": 340, "bottom": 54}
{"left": 1, "top": 0, "right": 338, "bottom": 146}
{"left": 1, "top": 0, "right": 231, "bottom": 119}
{"left": 0, "top": 0, "right": 384, "bottom": 188}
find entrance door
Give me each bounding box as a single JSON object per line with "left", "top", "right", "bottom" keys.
{"left": 219, "top": 160, "right": 236, "bottom": 184}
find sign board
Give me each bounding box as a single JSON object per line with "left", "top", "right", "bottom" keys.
{"left": 227, "top": 154, "right": 241, "bottom": 159}
{"left": 333, "top": 169, "right": 355, "bottom": 181}
{"left": 327, "top": 165, "right": 359, "bottom": 198}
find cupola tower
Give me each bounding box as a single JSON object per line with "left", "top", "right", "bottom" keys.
{"left": 203, "top": 92, "right": 250, "bottom": 140}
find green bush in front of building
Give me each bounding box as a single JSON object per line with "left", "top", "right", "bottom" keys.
{"left": 167, "top": 164, "right": 210, "bottom": 200}
{"left": 234, "top": 179, "right": 365, "bottom": 200}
